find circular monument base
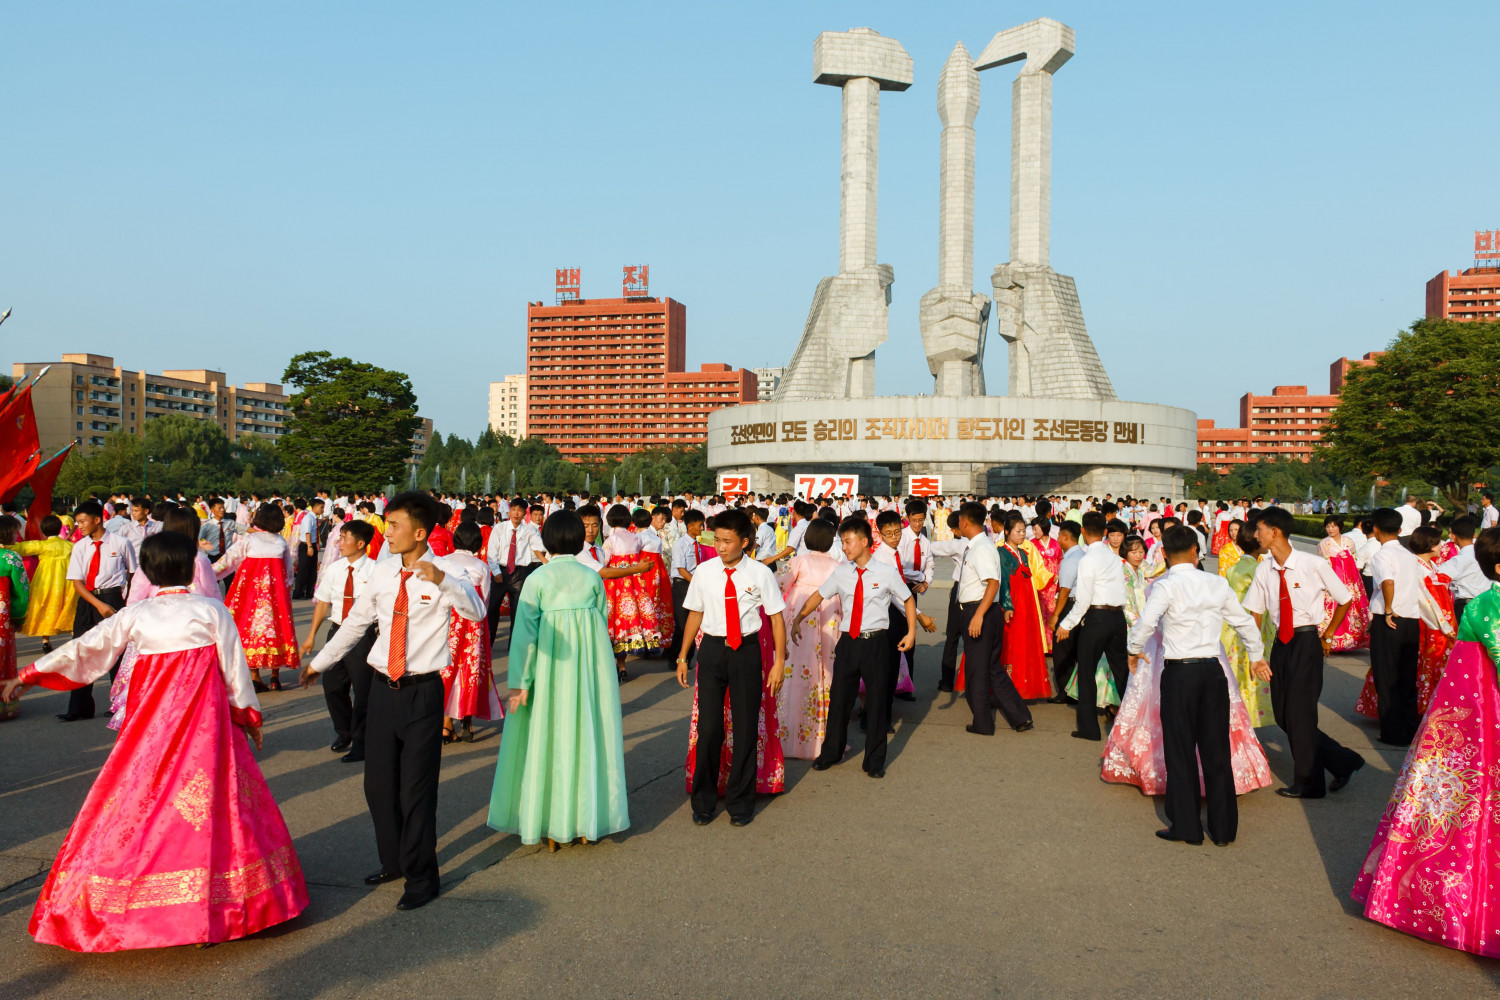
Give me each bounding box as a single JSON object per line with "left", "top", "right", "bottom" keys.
{"left": 707, "top": 396, "right": 1196, "bottom": 498}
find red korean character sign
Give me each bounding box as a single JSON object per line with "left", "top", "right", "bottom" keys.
{"left": 1477, "top": 230, "right": 1500, "bottom": 264}
{"left": 718, "top": 473, "right": 750, "bottom": 497}
{"left": 622, "top": 265, "right": 649, "bottom": 296}
{"left": 907, "top": 475, "right": 943, "bottom": 497}
{"left": 794, "top": 473, "right": 859, "bottom": 499}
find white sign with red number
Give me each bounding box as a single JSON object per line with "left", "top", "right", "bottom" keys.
{"left": 794, "top": 473, "right": 859, "bottom": 499}
{"left": 718, "top": 474, "right": 750, "bottom": 497}
{"left": 907, "top": 475, "right": 943, "bottom": 497}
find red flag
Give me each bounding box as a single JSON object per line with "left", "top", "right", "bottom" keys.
{"left": 23, "top": 444, "right": 74, "bottom": 540}
{"left": 0, "top": 383, "right": 41, "bottom": 500}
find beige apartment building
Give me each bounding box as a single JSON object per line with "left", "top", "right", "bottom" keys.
{"left": 488, "top": 373, "right": 527, "bottom": 440}
{"left": 12, "top": 353, "right": 291, "bottom": 455}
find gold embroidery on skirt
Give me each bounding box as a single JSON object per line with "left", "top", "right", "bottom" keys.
{"left": 49, "top": 846, "right": 301, "bottom": 913}
{"left": 172, "top": 769, "right": 211, "bottom": 831}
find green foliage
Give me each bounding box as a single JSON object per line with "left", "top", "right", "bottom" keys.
{"left": 278, "top": 352, "right": 422, "bottom": 492}
{"left": 1320, "top": 318, "right": 1500, "bottom": 510}
{"left": 1187, "top": 455, "right": 1371, "bottom": 505}
{"left": 412, "top": 430, "right": 711, "bottom": 497}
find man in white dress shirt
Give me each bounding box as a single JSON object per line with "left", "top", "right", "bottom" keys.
{"left": 674, "top": 509, "right": 786, "bottom": 826}
{"left": 791, "top": 516, "right": 917, "bottom": 777}
{"left": 60, "top": 499, "right": 140, "bottom": 721}
{"left": 1480, "top": 493, "right": 1499, "bottom": 531}
{"left": 120, "top": 497, "right": 161, "bottom": 559}
{"left": 1446, "top": 515, "right": 1488, "bottom": 623}
{"left": 951, "top": 501, "right": 1031, "bottom": 735}
{"left": 485, "top": 501, "right": 546, "bottom": 647}
{"left": 1244, "top": 507, "right": 1365, "bottom": 797}
{"left": 665, "top": 509, "right": 708, "bottom": 668}
{"left": 1058, "top": 511, "right": 1129, "bottom": 740}
{"left": 1129, "top": 527, "right": 1267, "bottom": 846}
{"left": 1367, "top": 507, "right": 1424, "bottom": 747}
{"left": 1396, "top": 497, "right": 1422, "bottom": 537}
{"left": 303, "top": 492, "right": 485, "bottom": 911}
{"left": 1047, "top": 520, "right": 1085, "bottom": 702}
{"left": 302, "top": 519, "right": 377, "bottom": 762}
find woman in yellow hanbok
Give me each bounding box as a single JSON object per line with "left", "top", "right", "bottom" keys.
{"left": 1216, "top": 519, "right": 1244, "bottom": 577}
{"left": 1223, "top": 528, "right": 1273, "bottom": 726}
{"left": 5, "top": 515, "right": 76, "bottom": 651}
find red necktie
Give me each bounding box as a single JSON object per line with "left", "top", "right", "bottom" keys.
{"left": 506, "top": 527, "right": 517, "bottom": 573}
{"left": 913, "top": 537, "right": 922, "bottom": 576}
{"left": 342, "top": 564, "right": 356, "bottom": 620}
{"left": 86, "top": 539, "right": 101, "bottom": 590}
{"left": 850, "top": 567, "right": 865, "bottom": 635}
{"left": 723, "top": 567, "right": 741, "bottom": 649}
{"left": 388, "top": 569, "right": 413, "bottom": 680}
{"left": 1277, "top": 567, "right": 1294, "bottom": 644}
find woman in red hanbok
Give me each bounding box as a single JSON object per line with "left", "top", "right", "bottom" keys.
{"left": 2, "top": 533, "right": 307, "bottom": 952}
{"left": 999, "top": 514, "right": 1051, "bottom": 700}
{"left": 1318, "top": 517, "right": 1370, "bottom": 652}
{"left": 685, "top": 607, "right": 786, "bottom": 795}
{"left": 214, "top": 504, "right": 299, "bottom": 691}
{"left": 600, "top": 505, "right": 667, "bottom": 664}
{"left": 1354, "top": 527, "right": 1457, "bottom": 719}
{"left": 632, "top": 507, "right": 677, "bottom": 655}
{"left": 442, "top": 523, "right": 503, "bottom": 741}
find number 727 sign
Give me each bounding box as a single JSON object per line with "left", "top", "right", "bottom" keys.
{"left": 794, "top": 473, "right": 859, "bottom": 499}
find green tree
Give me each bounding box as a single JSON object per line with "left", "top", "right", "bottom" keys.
{"left": 1320, "top": 318, "right": 1500, "bottom": 510}
{"left": 278, "top": 352, "right": 421, "bottom": 491}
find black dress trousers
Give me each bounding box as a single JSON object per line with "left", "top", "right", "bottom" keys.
{"left": 884, "top": 611, "right": 909, "bottom": 714}
{"left": 491, "top": 564, "right": 536, "bottom": 646}
{"left": 364, "top": 671, "right": 445, "bottom": 896}
{"left": 322, "top": 621, "right": 378, "bottom": 748}
{"left": 959, "top": 602, "right": 1031, "bottom": 734}
{"left": 1369, "top": 614, "right": 1421, "bottom": 745}
{"left": 1268, "top": 629, "right": 1363, "bottom": 796}
{"left": 667, "top": 577, "right": 692, "bottom": 666}
{"left": 819, "top": 631, "right": 895, "bottom": 773}
{"left": 1160, "top": 659, "right": 1236, "bottom": 843}
{"left": 1049, "top": 597, "right": 1078, "bottom": 699}
{"left": 66, "top": 586, "right": 126, "bottom": 719}
{"left": 1073, "top": 607, "right": 1128, "bottom": 739}
{"left": 939, "top": 586, "right": 963, "bottom": 689}
{"left": 691, "top": 633, "right": 764, "bottom": 820}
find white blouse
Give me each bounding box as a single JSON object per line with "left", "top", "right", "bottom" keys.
{"left": 444, "top": 550, "right": 492, "bottom": 603}
{"left": 213, "top": 529, "right": 295, "bottom": 593}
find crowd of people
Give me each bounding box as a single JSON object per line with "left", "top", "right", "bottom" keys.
{"left": 1, "top": 485, "right": 1498, "bottom": 960}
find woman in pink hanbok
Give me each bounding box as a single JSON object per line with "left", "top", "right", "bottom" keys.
{"left": 1317, "top": 516, "right": 1370, "bottom": 651}
{"left": 1029, "top": 518, "right": 1062, "bottom": 625}
{"left": 1101, "top": 568, "right": 1274, "bottom": 796}
{"left": 1352, "top": 546, "right": 1500, "bottom": 959}
{"left": 778, "top": 520, "right": 841, "bottom": 760}
{"left": 2, "top": 533, "right": 307, "bottom": 952}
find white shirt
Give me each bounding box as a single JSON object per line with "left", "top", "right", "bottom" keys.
{"left": 1345, "top": 528, "right": 1369, "bottom": 569}
{"left": 1482, "top": 504, "right": 1499, "bottom": 530}
{"left": 895, "top": 526, "right": 934, "bottom": 587}
{"left": 1127, "top": 563, "right": 1264, "bottom": 661}
{"left": 1059, "top": 541, "right": 1129, "bottom": 630}
{"left": 1243, "top": 548, "right": 1352, "bottom": 629}
{"left": 311, "top": 550, "right": 485, "bottom": 678}
{"left": 754, "top": 522, "right": 778, "bottom": 561}
{"left": 213, "top": 530, "right": 296, "bottom": 595}
{"left": 638, "top": 526, "right": 663, "bottom": 554}
{"left": 955, "top": 532, "right": 1002, "bottom": 604}
{"left": 929, "top": 538, "right": 968, "bottom": 582}
{"left": 1397, "top": 504, "right": 1422, "bottom": 537}
{"left": 1445, "top": 544, "right": 1490, "bottom": 601}
{"left": 103, "top": 514, "right": 131, "bottom": 535}
{"left": 818, "top": 559, "right": 911, "bottom": 633}
{"left": 683, "top": 555, "right": 785, "bottom": 638}
{"left": 577, "top": 540, "right": 608, "bottom": 573}
{"left": 312, "top": 554, "right": 376, "bottom": 626}
{"left": 786, "top": 518, "right": 809, "bottom": 556}
{"left": 486, "top": 519, "right": 546, "bottom": 573}
{"left": 1057, "top": 545, "right": 1084, "bottom": 592}
{"left": 670, "top": 534, "right": 705, "bottom": 581}
{"left": 65, "top": 531, "right": 139, "bottom": 591}
{"left": 1368, "top": 539, "right": 1424, "bottom": 617}
{"left": 120, "top": 518, "right": 162, "bottom": 557}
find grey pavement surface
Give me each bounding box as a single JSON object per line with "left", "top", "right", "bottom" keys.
{"left": 2, "top": 547, "right": 1498, "bottom": 998}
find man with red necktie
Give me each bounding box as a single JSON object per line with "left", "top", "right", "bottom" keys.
{"left": 484, "top": 498, "right": 545, "bottom": 647}
{"left": 1244, "top": 506, "right": 1365, "bottom": 799}
{"left": 675, "top": 508, "right": 786, "bottom": 827}
{"left": 59, "top": 499, "right": 138, "bottom": 722}
{"left": 303, "top": 492, "right": 485, "bottom": 912}
{"left": 791, "top": 516, "right": 917, "bottom": 779}
{"left": 302, "top": 520, "right": 377, "bottom": 762}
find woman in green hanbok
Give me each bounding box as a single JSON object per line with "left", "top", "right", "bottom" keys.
{"left": 488, "top": 511, "right": 630, "bottom": 849}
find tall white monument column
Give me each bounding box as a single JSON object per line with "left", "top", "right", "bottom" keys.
{"left": 776, "top": 28, "right": 912, "bottom": 401}
{"left": 977, "top": 18, "right": 1115, "bottom": 401}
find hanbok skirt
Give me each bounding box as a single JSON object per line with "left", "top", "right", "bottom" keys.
{"left": 1352, "top": 641, "right": 1500, "bottom": 957}
{"left": 444, "top": 610, "right": 503, "bottom": 720}
{"left": 1004, "top": 568, "right": 1052, "bottom": 700}
{"left": 602, "top": 554, "right": 668, "bottom": 654}
{"left": 685, "top": 610, "right": 786, "bottom": 794}
{"left": 1323, "top": 550, "right": 1370, "bottom": 652}
{"left": 777, "top": 602, "right": 838, "bottom": 760}
{"left": 0, "top": 579, "right": 15, "bottom": 685}
{"left": 27, "top": 645, "right": 307, "bottom": 951}
{"left": 223, "top": 558, "right": 300, "bottom": 670}
{"left": 1100, "top": 636, "right": 1274, "bottom": 796}
{"left": 21, "top": 558, "right": 76, "bottom": 637}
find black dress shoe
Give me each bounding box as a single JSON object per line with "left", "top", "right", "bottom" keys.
{"left": 1212, "top": 839, "right": 1233, "bottom": 847}
{"left": 811, "top": 759, "right": 835, "bottom": 771}
{"left": 331, "top": 738, "right": 353, "bottom": 754}
{"left": 729, "top": 814, "right": 753, "bottom": 827}
{"left": 1275, "top": 787, "right": 1325, "bottom": 799}
{"left": 866, "top": 768, "right": 885, "bottom": 779}
{"left": 396, "top": 888, "right": 439, "bottom": 911}
{"left": 1330, "top": 757, "right": 1366, "bottom": 792}
{"left": 56, "top": 713, "right": 94, "bottom": 722}
{"left": 964, "top": 724, "right": 993, "bottom": 736}
{"left": 342, "top": 749, "right": 365, "bottom": 763}
{"left": 894, "top": 692, "right": 916, "bottom": 702}
{"left": 937, "top": 683, "right": 954, "bottom": 693}
{"left": 1013, "top": 721, "right": 1034, "bottom": 733}
{"left": 691, "top": 811, "right": 714, "bottom": 826}
{"left": 1046, "top": 695, "right": 1069, "bottom": 705}
{"left": 1070, "top": 731, "right": 1101, "bottom": 741}
{"left": 1155, "top": 829, "right": 1203, "bottom": 846}
{"left": 363, "top": 868, "right": 402, "bottom": 886}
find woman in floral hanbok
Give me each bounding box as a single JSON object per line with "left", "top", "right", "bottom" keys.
{"left": 1223, "top": 530, "right": 1274, "bottom": 726}
{"left": 1216, "top": 520, "right": 1243, "bottom": 578}
{"left": 998, "top": 514, "right": 1051, "bottom": 700}
{"left": 1351, "top": 535, "right": 1500, "bottom": 959}
{"left": 1027, "top": 517, "right": 1062, "bottom": 630}
{"left": 1317, "top": 516, "right": 1370, "bottom": 651}
{"left": 442, "top": 522, "right": 503, "bottom": 742}
{"left": 1354, "top": 526, "right": 1456, "bottom": 718}
{"left": 600, "top": 504, "right": 667, "bottom": 670}
{"left": 778, "top": 520, "right": 841, "bottom": 759}
{"left": 214, "top": 503, "right": 299, "bottom": 691}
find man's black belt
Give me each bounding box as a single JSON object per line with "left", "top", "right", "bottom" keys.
{"left": 384, "top": 671, "right": 441, "bottom": 690}
{"left": 1164, "top": 657, "right": 1220, "bottom": 666}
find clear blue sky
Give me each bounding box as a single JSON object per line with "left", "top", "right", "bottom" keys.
{"left": 4, "top": 3, "right": 1494, "bottom": 440}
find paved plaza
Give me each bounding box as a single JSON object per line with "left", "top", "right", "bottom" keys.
{"left": 2, "top": 561, "right": 1498, "bottom": 998}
